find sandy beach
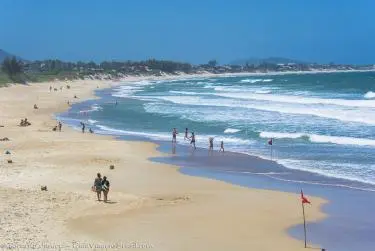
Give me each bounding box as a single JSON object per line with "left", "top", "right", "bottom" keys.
{"left": 0, "top": 76, "right": 326, "bottom": 250}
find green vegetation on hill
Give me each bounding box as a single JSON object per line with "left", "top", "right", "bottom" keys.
{"left": 1, "top": 56, "right": 28, "bottom": 84}
{"left": 0, "top": 50, "right": 374, "bottom": 86}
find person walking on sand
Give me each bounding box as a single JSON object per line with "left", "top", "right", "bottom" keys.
{"left": 93, "top": 173, "right": 103, "bottom": 201}
{"left": 220, "top": 140, "right": 225, "bottom": 152}
{"left": 102, "top": 176, "right": 110, "bottom": 202}
{"left": 190, "top": 132, "right": 196, "bottom": 150}
{"left": 58, "top": 121, "right": 62, "bottom": 132}
{"left": 184, "top": 128, "right": 189, "bottom": 140}
{"left": 172, "top": 128, "right": 178, "bottom": 143}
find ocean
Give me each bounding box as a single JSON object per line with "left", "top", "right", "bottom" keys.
{"left": 62, "top": 71, "right": 375, "bottom": 190}
{"left": 58, "top": 71, "right": 375, "bottom": 250}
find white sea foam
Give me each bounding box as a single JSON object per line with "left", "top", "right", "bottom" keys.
{"left": 79, "top": 104, "right": 103, "bottom": 113}
{"left": 364, "top": 91, "right": 375, "bottom": 99}
{"left": 96, "top": 125, "right": 252, "bottom": 146}
{"left": 278, "top": 159, "right": 375, "bottom": 186}
{"left": 88, "top": 119, "right": 98, "bottom": 124}
{"left": 112, "top": 81, "right": 154, "bottom": 97}
{"left": 254, "top": 90, "right": 271, "bottom": 94}
{"left": 259, "top": 131, "right": 375, "bottom": 147}
{"left": 169, "top": 91, "right": 198, "bottom": 95}
{"left": 259, "top": 131, "right": 305, "bottom": 139}
{"left": 214, "top": 86, "right": 274, "bottom": 94}
{"left": 240, "top": 78, "right": 273, "bottom": 83}
{"left": 224, "top": 128, "right": 241, "bottom": 134}
{"left": 240, "top": 79, "right": 262, "bottom": 83}
{"left": 214, "top": 92, "right": 375, "bottom": 108}
{"left": 96, "top": 125, "right": 171, "bottom": 140}
{"left": 157, "top": 95, "right": 375, "bottom": 125}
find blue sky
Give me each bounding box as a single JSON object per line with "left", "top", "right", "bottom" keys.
{"left": 1, "top": 0, "right": 374, "bottom": 64}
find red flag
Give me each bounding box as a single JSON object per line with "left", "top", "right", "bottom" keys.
{"left": 268, "top": 138, "right": 273, "bottom": 145}
{"left": 301, "top": 190, "right": 311, "bottom": 204}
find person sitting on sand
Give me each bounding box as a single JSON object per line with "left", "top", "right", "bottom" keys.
{"left": 24, "top": 118, "right": 31, "bottom": 126}
{"left": 34, "top": 104, "right": 38, "bottom": 109}
{"left": 52, "top": 126, "right": 57, "bottom": 131}
{"left": 20, "top": 119, "right": 24, "bottom": 126}
{"left": 93, "top": 173, "right": 102, "bottom": 201}
{"left": 74, "top": 95, "right": 78, "bottom": 99}
{"left": 101, "top": 176, "right": 110, "bottom": 202}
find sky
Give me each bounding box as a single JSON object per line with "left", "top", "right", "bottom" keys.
{"left": 0, "top": 0, "right": 374, "bottom": 64}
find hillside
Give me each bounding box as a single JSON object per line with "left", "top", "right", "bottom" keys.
{"left": 0, "top": 49, "right": 23, "bottom": 63}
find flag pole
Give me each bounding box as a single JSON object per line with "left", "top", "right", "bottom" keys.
{"left": 301, "top": 190, "right": 307, "bottom": 248}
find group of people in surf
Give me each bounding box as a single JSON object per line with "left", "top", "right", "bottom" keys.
{"left": 172, "top": 128, "right": 224, "bottom": 152}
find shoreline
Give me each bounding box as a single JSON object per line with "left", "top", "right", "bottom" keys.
{"left": 0, "top": 76, "right": 326, "bottom": 250}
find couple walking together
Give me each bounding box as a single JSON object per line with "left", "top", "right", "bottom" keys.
{"left": 93, "top": 173, "right": 110, "bottom": 202}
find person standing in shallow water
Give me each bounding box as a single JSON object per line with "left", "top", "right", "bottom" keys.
{"left": 184, "top": 128, "right": 189, "bottom": 140}
{"left": 80, "top": 122, "right": 85, "bottom": 133}
{"left": 220, "top": 141, "right": 224, "bottom": 152}
{"left": 172, "top": 128, "right": 178, "bottom": 143}
{"left": 190, "top": 132, "right": 196, "bottom": 150}
{"left": 101, "top": 176, "right": 110, "bottom": 202}
{"left": 93, "top": 173, "right": 102, "bottom": 201}
{"left": 209, "top": 137, "right": 214, "bottom": 151}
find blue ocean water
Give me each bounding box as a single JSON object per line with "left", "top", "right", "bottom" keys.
{"left": 62, "top": 72, "right": 375, "bottom": 190}
{"left": 57, "top": 71, "right": 375, "bottom": 250}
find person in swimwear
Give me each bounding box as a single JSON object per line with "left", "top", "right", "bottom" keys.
{"left": 172, "top": 128, "right": 178, "bottom": 143}
{"left": 209, "top": 137, "right": 214, "bottom": 151}
{"left": 184, "top": 128, "right": 189, "bottom": 140}
{"left": 190, "top": 132, "right": 196, "bottom": 149}
{"left": 220, "top": 140, "right": 225, "bottom": 152}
